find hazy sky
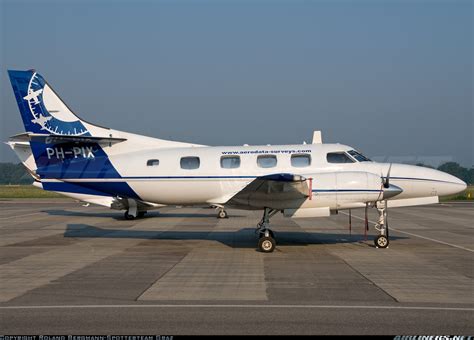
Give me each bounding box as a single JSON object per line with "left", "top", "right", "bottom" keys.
{"left": 1, "top": 0, "right": 472, "bottom": 166}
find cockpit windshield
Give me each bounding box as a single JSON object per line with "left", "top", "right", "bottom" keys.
{"left": 347, "top": 150, "right": 371, "bottom": 162}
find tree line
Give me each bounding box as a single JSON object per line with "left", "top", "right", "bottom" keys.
{"left": 0, "top": 161, "right": 472, "bottom": 185}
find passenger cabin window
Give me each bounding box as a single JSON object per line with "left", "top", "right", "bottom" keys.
{"left": 221, "top": 156, "right": 241, "bottom": 169}
{"left": 326, "top": 152, "right": 355, "bottom": 164}
{"left": 291, "top": 154, "right": 311, "bottom": 168}
{"left": 147, "top": 159, "right": 159, "bottom": 166}
{"left": 347, "top": 150, "right": 371, "bottom": 162}
{"left": 257, "top": 155, "right": 277, "bottom": 168}
{"left": 180, "top": 156, "right": 200, "bottom": 170}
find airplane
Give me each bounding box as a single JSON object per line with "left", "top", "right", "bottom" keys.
{"left": 31, "top": 114, "right": 52, "bottom": 130}
{"left": 7, "top": 69, "right": 467, "bottom": 253}
{"left": 23, "top": 88, "right": 43, "bottom": 105}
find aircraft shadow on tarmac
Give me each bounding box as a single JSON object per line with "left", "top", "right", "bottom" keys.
{"left": 64, "top": 224, "right": 406, "bottom": 249}
{"left": 43, "top": 209, "right": 245, "bottom": 219}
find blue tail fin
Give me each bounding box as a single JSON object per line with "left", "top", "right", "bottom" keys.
{"left": 8, "top": 69, "right": 114, "bottom": 177}
{"left": 8, "top": 70, "right": 140, "bottom": 199}
{"left": 8, "top": 70, "right": 95, "bottom": 136}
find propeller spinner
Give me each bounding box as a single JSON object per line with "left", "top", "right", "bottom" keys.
{"left": 382, "top": 163, "right": 403, "bottom": 199}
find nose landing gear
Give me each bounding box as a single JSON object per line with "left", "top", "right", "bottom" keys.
{"left": 374, "top": 201, "right": 389, "bottom": 248}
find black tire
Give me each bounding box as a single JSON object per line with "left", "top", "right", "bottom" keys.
{"left": 218, "top": 210, "right": 228, "bottom": 219}
{"left": 258, "top": 236, "right": 276, "bottom": 253}
{"left": 374, "top": 235, "right": 389, "bottom": 248}
{"left": 124, "top": 210, "right": 136, "bottom": 220}
{"left": 137, "top": 211, "right": 146, "bottom": 218}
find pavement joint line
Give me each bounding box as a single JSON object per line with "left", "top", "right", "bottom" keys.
{"left": 0, "top": 304, "right": 473, "bottom": 311}
{"left": 0, "top": 212, "right": 44, "bottom": 220}
{"left": 340, "top": 211, "right": 474, "bottom": 253}
{"left": 439, "top": 202, "right": 474, "bottom": 205}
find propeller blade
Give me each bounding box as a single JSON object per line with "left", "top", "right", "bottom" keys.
{"left": 384, "top": 163, "right": 393, "bottom": 188}
{"left": 349, "top": 209, "right": 352, "bottom": 236}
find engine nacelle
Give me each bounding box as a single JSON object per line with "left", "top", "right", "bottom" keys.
{"left": 311, "top": 171, "right": 382, "bottom": 209}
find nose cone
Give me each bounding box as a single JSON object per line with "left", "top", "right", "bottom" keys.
{"left": 437, "top": 170, "right": 467, "bottom": 196}
{"left": 382, "top": 163, "right": 467, "bottom": 199}
{"left": 424, "top": 167, "right": 467, "bottom": 196}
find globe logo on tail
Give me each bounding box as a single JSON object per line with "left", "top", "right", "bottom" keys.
{"left": 23, "top": 72, "right": 89, "bottom": 136}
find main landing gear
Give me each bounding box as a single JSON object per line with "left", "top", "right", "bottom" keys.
{"left": 373, "top": 201, "right": 389, "bottom": 248}
{"left": 256, "top": 208, "right": 279, "bottom": 253}
{"left": 124, "top": 210, "right": 147, "bottom": 220}
{"left": 123, "top": 198, "right": 147, "bottom": 220}
{"left": 217, "top": 209, "right": 228, "bottom": 219}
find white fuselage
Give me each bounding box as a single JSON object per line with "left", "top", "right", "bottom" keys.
{"left": 43, "top": 142, "right": 465, "bottom": 211}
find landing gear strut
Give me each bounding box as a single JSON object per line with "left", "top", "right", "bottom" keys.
{"left": 374, "top": 201, "right": 389, "bottom": 248}
{"left": 124, "top": 199, "right": 138, "bottom": 220}
{"left": 256, "top": 208, "right": 279, "bottom": 253}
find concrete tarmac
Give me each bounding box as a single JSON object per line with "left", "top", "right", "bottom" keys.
{"left": 0, "top": 199, "right": 472, "bottom": 334}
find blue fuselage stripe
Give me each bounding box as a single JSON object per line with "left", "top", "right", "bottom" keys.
{"left": 42, "top": 175, "right": 460, "bottom": 199}
{"left": 119, "top": 175, "right": 457, "bottom": 185}
{"left": 312, "top": 189, "right": 380, "bottom": 192}
{"left": 387, "top": 177, "right": 457, "bottom": 185}
{"left": 47, "top": 175, "right": 451, "bottom": 183}
{"left": 42, "top": 175, "right": 457, "bottom": 184}
{"left": 123, "top": 176, "right": 258, "bottom": 179}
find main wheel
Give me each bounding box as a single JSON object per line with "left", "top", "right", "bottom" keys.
{"left": 137, "top": 211, "right": 146, "bottom": 218}
{"left": 374, "top": 235, "right": 389, "bottom": 248}
{"left": 258, "top": 236, "right": 276, "bottom": 253}
{"left": 218, "top": 210, "right": 228, "bottom": 219}
{"left": 124, "top": 210, "right": 136, "bottom": 220}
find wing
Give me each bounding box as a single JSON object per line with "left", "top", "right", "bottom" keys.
{"left": 226, "top": 173, "right": 310, "bottom": 210}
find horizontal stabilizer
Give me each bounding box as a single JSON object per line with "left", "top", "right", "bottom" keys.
{"left": 9, "top": 132, "right": 127, "bottom": 145}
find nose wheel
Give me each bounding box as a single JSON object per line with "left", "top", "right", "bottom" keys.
{"left": 374, "top": 234, "right": 389, "bottom": 248}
